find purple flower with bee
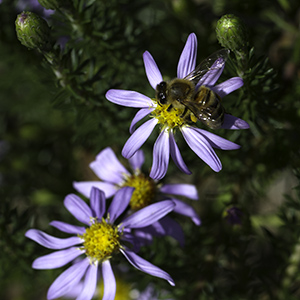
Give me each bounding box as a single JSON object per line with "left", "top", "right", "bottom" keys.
{"left": 106, "top": 33, "right": 249, "bottom": 180}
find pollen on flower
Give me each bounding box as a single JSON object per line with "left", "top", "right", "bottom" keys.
{"left": 79, "top": 219, "right": 121, "bottom": 263}
{"left": 122, "top": 173, "right": 156, "bottom": 210}
{"left": 151, "top": 101, "right": 187, "bottom": 129}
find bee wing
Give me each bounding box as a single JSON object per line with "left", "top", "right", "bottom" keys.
{"left": 184, "top": 49, "right": 230, "bottom": 85}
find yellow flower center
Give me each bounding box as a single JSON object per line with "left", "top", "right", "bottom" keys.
{"left": 151, "top": 101, "right": 186, "bottom": 129}
{"left": 122, "top": 173, "right": 156, "bottom": 211}
{"left": 79, "top": 218, "right": 121, "bottom": 263}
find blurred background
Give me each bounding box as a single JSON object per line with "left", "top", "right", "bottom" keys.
{"left": 1, "top": 0, "right": 300, "bottom": 299}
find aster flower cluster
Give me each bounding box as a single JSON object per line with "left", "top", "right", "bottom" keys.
{"left": 25, "top": 32, "right": 249, "bottom": 300}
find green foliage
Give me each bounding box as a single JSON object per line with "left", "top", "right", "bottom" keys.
{"left": 1, "top": 0, "right": 300, "bottom": 299}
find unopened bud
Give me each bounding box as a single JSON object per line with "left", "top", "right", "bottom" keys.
{"left": 223, "top": 206, "right": 243, "bottom": 226}
{"left": 15, "top": 11, "right": 51, "bottom": 50}
{"left": 216, "top": 14, "right": 248, "bottom": 53}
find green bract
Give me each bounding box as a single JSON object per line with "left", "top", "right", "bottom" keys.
{"left": 15, "top": 11, "right": 51, "bottom": 50}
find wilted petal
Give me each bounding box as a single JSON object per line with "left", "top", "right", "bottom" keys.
{"left": 172, "top": 198, "right": 201, "bottom": 225}
{"left": 47, "top": 258, "right": 90, "bottom": 300}
{"left": 196, "top": 128, "right": 240, "bottom": 150}
{"left": 50, "top": 221, "right": 86, "bottom": 235}
{"left": 102, "top": 260, "right": 116, "bottom": 300}
{"left": 32, "top": 247, "right": 83, "bottom": 269}
{"left": 169, "top": 130, "right": 191, "bottom": 174}
{"left": 122, "top": 118, "right": 158, "bottom": 159}
{"left": 160, "top": 183, "right": 198, "bottom": 200}
{"left": 177, "top": 33, "right": 197, "bottom": 78}
{"left": 128, "top": 149, "right": 145, "bottom": 171}
{"left": 25, "top": 229, "right": 82, "bottom": 249}
{"left": 64, "top": 194, "right": 92, "bottom": 225}
{"left": 73, "top": 181, "right": 117, "bottom": 199}
{"left": 90, "top": 187, "right": 106, "bottom": 219}
{"left": 129, "top": 107, "right": 155, "bottom": 134}
{"left": 211, "top": 77, "right": 244, "bottom": 98}
{"left": 91, "top": 147, "right": 129, "bottom": 184}
{"left": 181, "top": 126, "right": 221, "bottom": 172}
{"left": 143, "top": 51, "right": 163, "bottom": 90}
{"left": 197, "top": 54, "right": 227, "bottom": 87}
{"left": 76, "top": 264, "right": 98, "bottom": 300}
{"left": 149, "top": 129, "right": 170, "bottom": 180}
{"left": 121, "top": 200, "right": 175, "bottom": 229}
{"left": 121, "top": 249, "right": 175, "bottom": 286}
{"left": 107, "top": 187, "right": 134, "bottom": 223}
{"left": 106, "top": 89, "right": 153, "bottom": 108}
{"left": 221, "top": 114, "right": 250, "bottom": 130}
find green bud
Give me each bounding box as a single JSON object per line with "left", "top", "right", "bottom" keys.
{"left": 15, "top": 11, "right": 51, "bottom": 50}
{"left": 38, "top": 0, "right": 60, "bottom": 10}
{"left": 216, "top": 14, "right": 248, "bottom": 53}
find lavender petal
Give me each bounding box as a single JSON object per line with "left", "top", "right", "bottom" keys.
{"left": 107, "top": 187, "right": 134, "bottom": 223}
{"left": 160, "top": 183, "right": 198, "bottom": 200}
{"left": 129, "top": 107, "right": 155, "bottom": 134}
{"left": 172, "top": 198, "right": 201, "bottom": 225}
{"left": 91, "top": 147, "right": 129, "bottom": 184}
{"left": 32, "top": 247, "right": 83, "bottom": 269}
{"left": 106, "top": 89, "right": 154, "bottom": 108}
{"left": 64, "top": 194, "right": 93, "bottom": 225}
{"left": 128, "top": 149, "right": 145, "bottom": 171}
{"left": 102, "top": 260, "right": 116, "bottom": 300}
{"left": 169, "top": 129, "right": 192, "bottom": 174}
{"left": 47, "top": 258, "right": 90, "bottom": 300}
{"left": 143, "top": 51, "right": 163, "bottom": 90}
{"left": 90, "top": 187, "right": 106, "bottom": 219}
{"left": 181, "top": 126, "right": 222, "bottom": 172}
{"left": 76, "top": 264, "right": 98, "bottom": 300}
{"left": 121, "top": 249, "right": 175, "bottom": 286}
{"left": 49, "top": 221, "right": 86, "bottom": 235}
{"left": 73, "top": 181, "right": 117, "bottom": 199}
{"left": 177, "top": 33, "right": 197, "bottom": 78}
{"left": 149, "top": 129, "right": 170, "bottom": 180}
{"left": 121, "top": 200, "right": 175, "bottom": 229}
{"left": 122, "top": 118, "right": 158, "bottom": 159}
{"left": 197, "top": 55, "right": 227, "bottom": 87}
{"left": 211, "top": 77, "right": 244, "bottom": 98}
{"left": 25, "top": 229, "right": 82, "bottom": 249}
{"left": 196, "top": 128, "right": 240, "bottom": 150}
{"left": 221, "top": 114, "right": 250, "bottom": 130}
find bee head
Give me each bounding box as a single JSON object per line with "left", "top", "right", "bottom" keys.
{"left": 155, "top": 81, "right": 168, "bottom": 105}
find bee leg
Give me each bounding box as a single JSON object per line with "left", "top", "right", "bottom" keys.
{"left": 180, "top": 106, "right": 189, "bottom": 118}
{"left": 167, "top": 104, "right": 173, "bottom": 112}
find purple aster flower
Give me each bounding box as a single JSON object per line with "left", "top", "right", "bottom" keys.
{"left": 25, "top": 187, "right": 175, "bottom": 300}
{"left": 73, "top": 147, "right": 200, "bottom": 246}
{"left": 106, "top": 33, "right": 249, "bottom": 180}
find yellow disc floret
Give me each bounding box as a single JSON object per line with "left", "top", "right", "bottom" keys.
{"left": 122, "top": 173, "right": 156, "bottom": 211}
{"left": 79, "top": 218, "right": 121, "bottom": 264}
{"left": 151, "top": 102, "right": 186, "bottom": 129}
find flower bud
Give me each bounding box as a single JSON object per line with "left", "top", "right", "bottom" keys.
{"left": 223, "top": 206, "right": 243, "bottom": 226}
{"left": 216, "top": 14, "right": 248, "bottom": 53}
{"left": 15, "top": 11, "right": 51, "bottom": 50}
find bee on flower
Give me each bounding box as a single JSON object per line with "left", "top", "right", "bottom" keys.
{"left": 106, "top": 33, "right": 249, "bottom": 180}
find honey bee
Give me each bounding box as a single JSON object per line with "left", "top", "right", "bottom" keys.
{"left": 155, "top": 49, "right": 230, "bottom": 129}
